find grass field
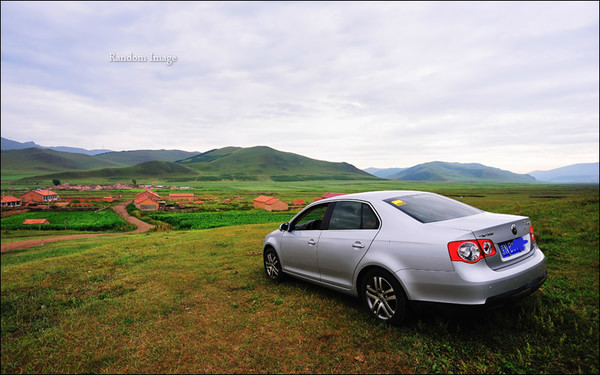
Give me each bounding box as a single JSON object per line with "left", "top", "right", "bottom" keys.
{"left": 1, "top": 182, "right": 598, "bottom": 373}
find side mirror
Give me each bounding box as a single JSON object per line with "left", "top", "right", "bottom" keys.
{"left": 279, "top": 222, "right": 290, "bottom": 232}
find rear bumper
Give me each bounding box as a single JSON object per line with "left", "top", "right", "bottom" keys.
{"left": 410, "top": 271, "right": 547, "bottom": 315}
{"left": 397, "top": 247, "right": 547, "bottom": 305}
{"left": 485, "top": 270, "right": 547, "bottom": 306}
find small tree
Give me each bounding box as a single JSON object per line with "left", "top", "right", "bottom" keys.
{"left": 132, "top": 179, "right": 137, "bottom": 186}
{"left": 52, "top": 179, "right": 61, "bottom": 186}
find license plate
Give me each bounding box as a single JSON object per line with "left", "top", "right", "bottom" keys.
{"left": 499, "top": 235, "right": 530, "bottom": 258}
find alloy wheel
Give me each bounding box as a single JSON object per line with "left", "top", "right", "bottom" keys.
{"left": 264, "top": 249, "right": 282, "bottom": 282}
{"left": 365, "top": 276, "right": 398, "bottom": 320}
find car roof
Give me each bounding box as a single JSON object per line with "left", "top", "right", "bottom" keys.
{"left": 321, "top": 190, "right": 430, "bottom": 203}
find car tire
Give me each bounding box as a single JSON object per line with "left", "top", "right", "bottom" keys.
{"left": 264, "top": 247, "right": 284, "bottom": 282}
{"left": 361, "top": 268, "right": 407, "bottom": 326}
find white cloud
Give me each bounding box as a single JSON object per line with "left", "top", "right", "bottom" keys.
{"left": 1, "top": 1, "right": 598, "bottom": 173}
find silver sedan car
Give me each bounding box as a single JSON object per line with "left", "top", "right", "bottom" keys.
{"left": 263, "top": 190, "right": 547, "bottom": 325}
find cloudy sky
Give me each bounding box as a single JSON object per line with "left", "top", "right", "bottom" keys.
{"left": 1, "top": 1, "right": 598, "bottom": 173}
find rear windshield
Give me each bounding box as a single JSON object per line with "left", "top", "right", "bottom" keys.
{"left": 384, "top": 194, "right": 482, "bottom": 223}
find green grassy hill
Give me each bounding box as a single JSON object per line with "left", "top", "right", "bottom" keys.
{"left": 4, "top": 145, "right": 545, "bottom": 185}
{"left": 1, "top": 148, "right": 121, "bottom": 176}
{"left": 11, "top": 146, "right": 377, "bottom": 184}
{"left": 26, "top": 160, "right": 199, "bottom": 181}
{"left": 178, "top": 146, "right": 243, "bottom": 164}
{"left": 95, "top": 150, "right": 200, "bottom": 166}
{"left": 2, "top": 148, "right": 200, "bottom": 177}
{"left": 390, "top": 161, "right": 536, "bottom": 183}
{"left": 178, "top": 146, "right": 376, "bottom": 181}
{"left": 2, "top": 148, "right": 202, "bottom": 183}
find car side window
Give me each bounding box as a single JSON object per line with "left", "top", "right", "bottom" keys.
{"left": 329, "top": 201, "right": 380, "bottom": 230}
{"left": 291, "top": 204, "right": 329, "bottom": 231}
{"left": 362, "top": 203, "right": 380, "bottom": 229}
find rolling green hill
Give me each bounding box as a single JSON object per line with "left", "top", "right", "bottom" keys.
{"left": 389, "top": 161, "right": 536, "bottom": 183}
{"left": 9, "top": 146, "right": 377, "bottom": 184}
{"left": 1, "top": 148, "right": 200, "bottom": 180}
{"left": 1, "top": 148, "right": 121, "bottom": 176}
{"left": 178, "top": 146, "right": 243, "bottom": 164}
{"left": 95, "top": 149, "right": 200, "bottom": 166}
{"left": 178, "top": 146, "right": 376, "bottom": 181}
{"left": 26, "top": 161, "right": 199, "bottom": 181}
{"left": 5, "top": 146, "right": 539, "bottom": 185}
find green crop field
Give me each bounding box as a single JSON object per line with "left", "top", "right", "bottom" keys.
{"left": 146, "top": 210, "right": 296, "bottom": 230}
{"left": 1, "top": 210, "right": 132, "bottom": 232}
{"left": 1, "top": 182, "right": 598, "bottom": 373}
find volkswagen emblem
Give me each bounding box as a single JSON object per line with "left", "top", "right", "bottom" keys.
{"left": 511, "top": 224, "right": 518, "bottom": 235}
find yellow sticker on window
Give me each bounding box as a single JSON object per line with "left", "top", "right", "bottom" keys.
{"left": 391, "top": 199, "right": 406, "bottom": 206}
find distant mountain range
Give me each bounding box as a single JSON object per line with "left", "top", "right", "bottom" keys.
{"left": 363, "top": 167, "right": 408, "bottom": 179}
{"left": 366, "top": 162, "right": 598, "bottom": 184}
{"left": 1, "top": 137, "right": 597, "bottom": 184}
{"left": 396, "top": 162, "right": 534, "bottom": 182}
{"left": 1, "top": 140, "right": 375, "bottom": 182}
{"left": 1, "top": 146, "right": 199, "bottom": 178}
{"left": 1, "top": 137, "right": 113, "bottom": 155}
{"left": 529, "top": 163, "right": 599, "bottom": 184}
{"left": 366, "top": 162, "right": 535, "bottom": 183}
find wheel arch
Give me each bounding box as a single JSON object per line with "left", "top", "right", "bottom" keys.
{"left": 263, "top": 243, "right": 279, "bottom": 261}
{"left": 355, "top": 265, "right": 410, "bottom": 301}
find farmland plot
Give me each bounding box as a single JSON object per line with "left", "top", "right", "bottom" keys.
{"left": 1, "top": 210, "right": 129, "bottom": 231}
{"left": 146, "top": 210, "right": 294, "bottom": 230}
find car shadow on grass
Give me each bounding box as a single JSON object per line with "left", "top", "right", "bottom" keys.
{"left": 264, "top": 271, "right": 542, "bottom": 333}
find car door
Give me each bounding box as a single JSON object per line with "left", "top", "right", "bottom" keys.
{"left": 317, "top": 201, "right": 380, "bottom": 289}
{"left": 280, "top": 203, "right": 331, "bottom": 281}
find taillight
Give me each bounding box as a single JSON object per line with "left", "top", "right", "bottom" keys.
{"left": 448, "top": 241, "right": 482, "bottom": 263}
{"left": 478, "top": 239, "right": 496, "bottom": 256}
{"left": 529, "top": 225, "right": 537, "bottom": 247}
{"left": 448, "top": 239, "right": 496, "bottom": 263}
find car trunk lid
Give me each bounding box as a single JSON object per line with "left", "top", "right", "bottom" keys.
{"left": 428, "top": 212, "right": 535, "bottom": 270}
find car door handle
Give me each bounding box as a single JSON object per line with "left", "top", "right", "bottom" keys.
{"left": 308, "top": 239, "right": 317, "bottom": 246}
{"left": 352, "top": 241, "right": 365, "bottom": 249}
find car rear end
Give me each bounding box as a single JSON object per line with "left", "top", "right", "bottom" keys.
{"left": 442, "top": 212, "right": 547, "bottom": 306}
{"left": 377, "top": 192, "right": 547, "bottom": 307}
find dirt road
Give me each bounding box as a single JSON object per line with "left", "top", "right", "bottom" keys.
{"left": 111, "top": 201, "right": 155, "bottom": 233}
{"left": 1, "top": 201, "right": 155, "bottom": 253}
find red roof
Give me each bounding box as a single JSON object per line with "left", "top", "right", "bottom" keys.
{"left": 254, "top": 195, "right": 284, "bottom": 206}
{"left": 22, "top": 189, "right": 58, "bottom": 198}
{"left": 254, "top": 195, "right": 274, "bottom": 203}
{"left": 1, "top": 196, "right": 19, "bottom": 203}
{"left": 23, "top": 219, "right": 49, "bottom": 225}
{"left": 136, "top": 188, "right": 159, "bottom": 198}
{"left": 36, "top": 189, "right": 58, "bottom": 196}
{"left": 134, "top": 195, "right": 151, "bottom": 204}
